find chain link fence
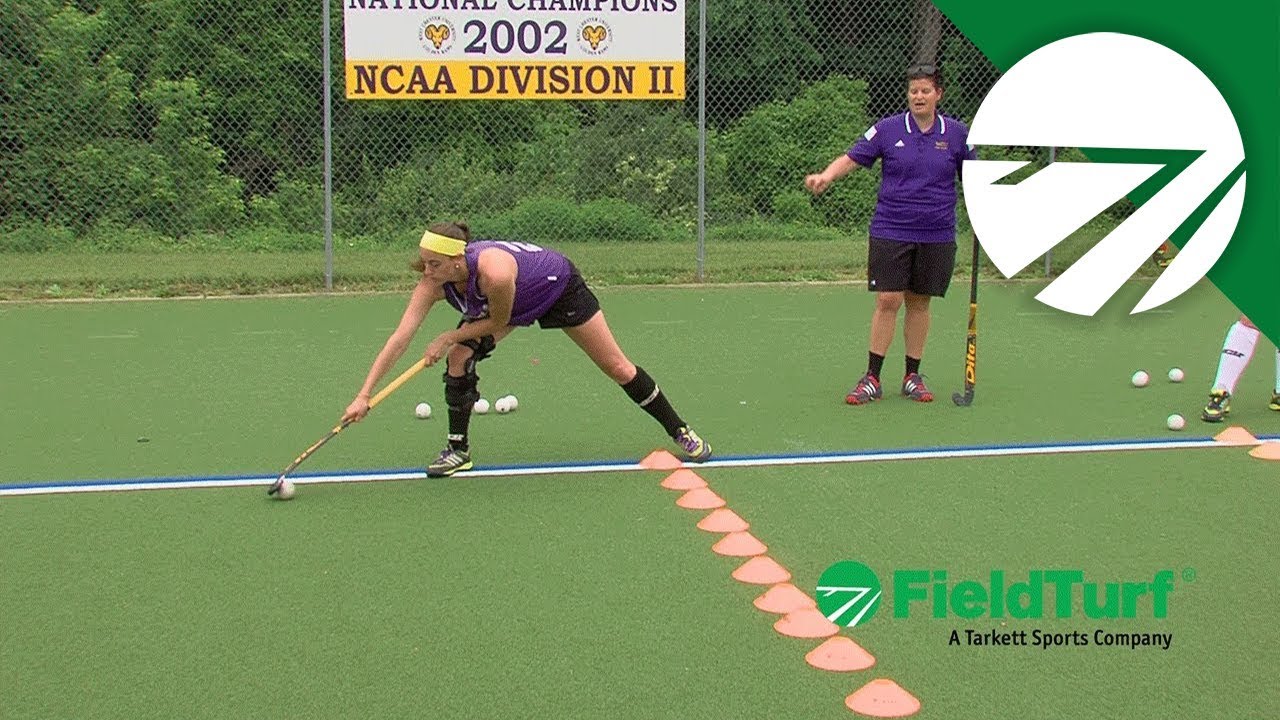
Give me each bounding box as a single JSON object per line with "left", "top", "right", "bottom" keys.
{"left": 0, "top": 0, "right": 1032, "bottom": 290}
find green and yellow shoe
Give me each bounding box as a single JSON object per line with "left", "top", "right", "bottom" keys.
{"left": 674, "top": 426, "right": 712, "bottom": 463}
{"left": 427, "top": 447, "right": 473, "bottom": 477}
{"left": 1201, "top": 389, "right": 1231, "bottom": 423}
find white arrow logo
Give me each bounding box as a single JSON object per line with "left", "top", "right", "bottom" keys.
{"left": 965, "top": 32, "right": 1245, "bottom": 316}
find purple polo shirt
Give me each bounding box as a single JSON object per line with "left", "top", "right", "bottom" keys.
{"left": 442, "top": 240, "right": 573, "bottom": 326}
{"left": 847, "top": 112, "right": 976, "bottom": 243}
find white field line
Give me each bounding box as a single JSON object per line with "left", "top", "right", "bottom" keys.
{"left": 3, "top": 435, "right": 1271, "bottom": 498}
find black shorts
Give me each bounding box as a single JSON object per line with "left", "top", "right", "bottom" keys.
{"left": 537, "top": 271, "right": 601, "bottom": 329}
{"left": 867, "top": 237, "right": 956, "bottom": 297}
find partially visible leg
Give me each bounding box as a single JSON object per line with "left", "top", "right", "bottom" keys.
{"left": 848, "top": 291, "right": 901, "bottom": 405}
{"left": 853, "top": 238, "right": 911, "bottom": 406}
{"left": 900, "top": 291, "right": 935, "bottom": 402}
{"left": 1202, "top": 315, "right": 1256, "bottom": 423}
{"left": 903, "top": 290, "right": 932, "bottom": 372}
{"left": 868, "top": 291, "right": 904, "bottom": 372}
{"left": 898, "top": 240, "right": 955, "bottom": 402}
{"left": 428, "top": 326, "right": 513, "bottom": 476}
{"left": 563, "top": 311, "right": 711, "bottom": 461}
{"left": 1271, "top": 339, "right": 1280, "bottom": 411}
{"left": 1212, "top": 316, "right": 1258, "bottom": 394}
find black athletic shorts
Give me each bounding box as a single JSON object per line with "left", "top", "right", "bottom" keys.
{"left": 537, "top": 269, "right": 601, "bottom": 329}
{"left": 867, "top": 237, "right": 957, "bottom": 297}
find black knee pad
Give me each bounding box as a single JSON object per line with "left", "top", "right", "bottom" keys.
{"left": 444, "top": 370, "right": 480, "bottom": 411}
{"left": 453, "top": 320, "right": 497, "bottom": 369}
{"left": 459, "top": 334, "right": 496, "bottom": 364}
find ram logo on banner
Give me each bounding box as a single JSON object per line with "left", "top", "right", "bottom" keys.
{"left": 344, "top": 0, "right": 685, "bottom": 100}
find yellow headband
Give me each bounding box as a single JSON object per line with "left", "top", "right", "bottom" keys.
{"left": 419, "top": 230, "right": 466, "bottom": 256}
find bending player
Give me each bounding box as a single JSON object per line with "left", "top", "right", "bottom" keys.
{"left": 341, "top": 221, "right": 712, "bottom": 476}
{"left": 1201, "top": 315, "right": 1280, "bottom": 422}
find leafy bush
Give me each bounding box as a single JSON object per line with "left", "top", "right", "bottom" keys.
{"left": 771, "top": 189, "right": 821, "bottom": 225}
{"left": 709, "top": 219, "right": 851, "bottom": 245}
{"left": 479, "top": 196, "right": 671, "bottom": 244}
{"left": 722, "top": 75, "right": 877, "bottom": 228}
{"left": 142, "top": 78, "right": 246, "bottom": 235}
{"left": 0, "top": 223, "right": 75, "bottom": 253}
{"left": 563, "top": 105, "right": 699, "bottom": 222}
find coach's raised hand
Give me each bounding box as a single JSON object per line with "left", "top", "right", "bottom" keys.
{"left": 804, "top": 172, "right": 830, "bottom": 195}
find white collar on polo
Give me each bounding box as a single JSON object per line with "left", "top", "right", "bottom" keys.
{"left": 904, "top": 112, "right": 946, "bottom": 134}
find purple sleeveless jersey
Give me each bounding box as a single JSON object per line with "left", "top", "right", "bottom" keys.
{"left": 442, "top": 240, "right": 574, "bottom": 326}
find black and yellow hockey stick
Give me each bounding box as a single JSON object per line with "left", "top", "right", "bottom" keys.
{"left": 952, "top": 237, "right": 979, "bottom": 407}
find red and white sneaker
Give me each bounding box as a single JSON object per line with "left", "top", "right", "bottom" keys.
{"left": 901, "top": 372, "right": 934, "bottom": 402}
{"left": 845, "top": 373, "right": 883, "bottom": 405}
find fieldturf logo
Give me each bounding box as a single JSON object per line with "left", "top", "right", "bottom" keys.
{"left": 965, "top": 32, "right": 1245, "bottom": 316}
{"left": 816, "top": 563, "right": 1177, "bottom": 624}
{"left": 893, "top": 569, "right": 1175, "bottom": 620}
{"left": 815, "top": 560, "right": 883, "bottom": 627}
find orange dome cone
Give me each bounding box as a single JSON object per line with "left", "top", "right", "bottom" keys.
{"left": 805, "top": 636, "right": 875, "bottom": 672}
{"left": 1214, "top": 426, "right": 1259, "bottom": 445}
{"left": 698, "top": 508, "right": 749, "bottom": 533}
{"left": 845, "top": 678, "right": 920, "bottom": 717}
{"left": 660, "top": 469, "right": 707, "bottom": 490}
{"left": 1249, "top": 441, "right": 1280, "bottom": 459}
{"left": 712, "top": 531, "right": 767, "bottom": 557}
{"left": 753, "top": 583, "right": 815, "bottom": 614}
{"left": 732, "top": 556, "right": 790, "bottom": 585}
{"left": 773, "top": 609, "right": 838, "bottom": 638}
{"left": 640, "top": 449, "right": 683, "bottom": 469}
{"left": 676, "top": 487, "right": 725, "bottom": 509}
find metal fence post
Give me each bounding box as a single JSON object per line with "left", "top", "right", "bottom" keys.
{"left": 323, "top": 0, "right": 334, "bottom": 292}
{"left": 1044, "top": 145, "right": 1056, "bottom": 277}
{"left": 696, "top": 0, "right": 707, "bottom": 283}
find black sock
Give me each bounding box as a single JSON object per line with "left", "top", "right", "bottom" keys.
{"left": 444, "top": 373, "right": 476, "bottom": 452}
{"left": 868, "top": 352, "right": 885, "bottom": 379}
{"left": 906, "top": 356, "right": 921, "bottom": 377}
{"left": 446, "top": 417, "right": 469, "bottom": 452}
{"left": 622, "top": 366, "right": 685, "bottom": 437}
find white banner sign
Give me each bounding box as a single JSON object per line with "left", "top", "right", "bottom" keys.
{"left": 344, "top": 0, "right": 686, "bottom": 100}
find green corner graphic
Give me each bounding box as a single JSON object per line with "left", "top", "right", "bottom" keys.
{"left": 932, "top": 0, "right": 1280, "bottom": 340}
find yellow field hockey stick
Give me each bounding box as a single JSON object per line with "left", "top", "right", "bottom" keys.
{"left": 267, "top": 358, "right": 427, "bottom": 495}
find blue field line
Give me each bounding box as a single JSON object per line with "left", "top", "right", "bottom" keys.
{"left": 2, "top": 433, "right": 1276, "bottom": 497}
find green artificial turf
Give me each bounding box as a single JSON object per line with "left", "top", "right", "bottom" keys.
{"left": 2, "top": 279, "right": 1277, "bottom": 718}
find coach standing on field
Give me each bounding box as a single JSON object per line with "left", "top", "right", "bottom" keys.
{"left": 805, "top": 64, "right": 976, "bottom": 405}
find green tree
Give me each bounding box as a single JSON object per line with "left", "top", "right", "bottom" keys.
{"left": 5, "top": 4, "right": 135, "bottom": 229}
{"left": 687, "top": 0, "right": 823, "bottom": 127}
{"left": 723, "top": 75, "right": 878, "bottom": 226}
